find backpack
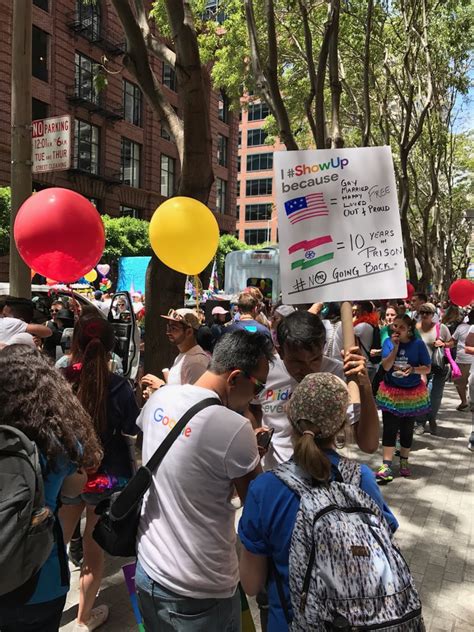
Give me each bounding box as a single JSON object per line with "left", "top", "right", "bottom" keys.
{"left": 0, "top": 425, "right": 55, "bottom": 601}
{"left": 272, "top": 458, "right": 424, "bottom": 631}
{"left": 359, "top": 324, "right": 382, "bottom": 364}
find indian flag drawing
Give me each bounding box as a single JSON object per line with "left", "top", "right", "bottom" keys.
{"left": 289, "top": 235, "right": 334, "bottom": 270}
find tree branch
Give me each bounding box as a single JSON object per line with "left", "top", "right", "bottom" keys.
{"left": 362, "top": 0, "right": 374, "bottom": 146}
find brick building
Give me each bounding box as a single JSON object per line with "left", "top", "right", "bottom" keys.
{"left": 236, "top": 99, "right": 283, "bottom": 245}
{"left": 0, "top": 0, "right": 238, "bottom": 232}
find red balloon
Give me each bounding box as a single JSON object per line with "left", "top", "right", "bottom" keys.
{"left": 14, "top": 188, "right": 105, "bottom": 283}
{"left": 405, "top": 281, "right": 415, "bottom": 300}
{"left": 449, "top": 279, "right": 474, "bottom": 307}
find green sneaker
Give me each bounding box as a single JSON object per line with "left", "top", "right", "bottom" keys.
{"left": 376, "top": 464, "right": 394, "bottom": 483}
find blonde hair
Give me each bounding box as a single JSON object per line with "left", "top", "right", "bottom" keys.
{"left": 292, "top": 422, "right": 345, "bottom": 482}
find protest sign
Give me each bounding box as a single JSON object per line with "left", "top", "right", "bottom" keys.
{"left": 275, "top": 146, "right": 406, "bottom": 303}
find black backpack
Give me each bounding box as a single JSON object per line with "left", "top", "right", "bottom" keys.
{"left": 359, "top": 324, "right": 382, "bottom": 364}
{"left": 0, "top": 426, "right": 57, "bottom": 603}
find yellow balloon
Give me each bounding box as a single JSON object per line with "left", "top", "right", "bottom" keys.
{"left": 84, "top": 269, "right": 98, "bottom": 282}
{"left": 149, "top": 197, "right": 219, "bottom": 275}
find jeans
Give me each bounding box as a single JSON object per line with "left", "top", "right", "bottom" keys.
{"left": 416, "top": 371, "right": 447, "bottom": 427}
{"left": 0, "top": 595, "right": 66, "bottom": 632}
{"left": 135, "top": 560, "right": 241, "bottom": 632}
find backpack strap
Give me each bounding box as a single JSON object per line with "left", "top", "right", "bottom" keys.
{"left": 334, "top": 457, "right": 361, "bottom": 487}
{"left": 272, "top": 460, "right": 313, "bottom": 497}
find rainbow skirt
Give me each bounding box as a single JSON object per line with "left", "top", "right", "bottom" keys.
{"left": 376, "top": 381, "right": 431, "bottom": 417}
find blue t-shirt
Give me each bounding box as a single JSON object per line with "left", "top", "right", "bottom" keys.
{"left": 227, "top": 319, "right": 272, "bottom": 339}
{"left": 382, "top": 337, "right": 431, "bottom": 388}
{"left": 238, "top": 451, "right": 398, "bottom": 632}
{"left": 28, "top": 455, "right": 77, "bottom": 605}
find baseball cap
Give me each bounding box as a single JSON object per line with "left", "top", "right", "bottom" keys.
{"left": 212, "top": 306, "right": 229, "bottom": 316}
{"left": 288, "top": 373, "right": 349, "bottom": 439}
{"left": 161, "top": 308, "right": 201, "bottom": 330}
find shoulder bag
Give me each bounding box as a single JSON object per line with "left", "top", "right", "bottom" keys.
{"left": 93, "top": 397, "right": 221, "bottom": 557}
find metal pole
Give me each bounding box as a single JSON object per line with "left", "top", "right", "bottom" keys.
{"left": 9, "top": 0, "right": 32, "bottom": 298}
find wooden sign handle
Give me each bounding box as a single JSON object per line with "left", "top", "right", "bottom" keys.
{"left": 340, "top": 301, "right": 361, "bottom": 405}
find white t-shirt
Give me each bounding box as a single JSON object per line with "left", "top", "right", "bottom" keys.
{"left": 331, "top": 321, "right": 376, "bottom": 366}
{"left": 136, "top": 385, "right": 259, "bottom": 598}
{"left": 418, "top": 323, "right": 451, "bottom": 355}
{"left": 167, "top": 345, "right": 210, "bottom": 385}
{"left": 453, "top": 324, "right": 474, "bottom": 365}
{"left": 254, "top": 355, "right": 358, "bottom": 471}
{"left": 0, "top": 317, "right": 27, "bottom": 343}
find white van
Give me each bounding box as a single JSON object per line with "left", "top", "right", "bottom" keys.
{"left": 224, "top": 247, "right": 280, "bottom": 303}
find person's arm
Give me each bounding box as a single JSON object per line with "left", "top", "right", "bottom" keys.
{"left": 343, "top": 346, "right": 379, "bottom": 454}
{"left": 240, "top": 549, "right": 268, "bottom": 596}
{"left": 233, "top": 464, "right": 262, "bottom": 503}
{"left": 434, "top": 324, "right": 454, "bottom": 348}
{"left": 246, "top": 403, "right": 263, "bottom": 430}
{"left": 465, "top": 331, "right": 474, "bottom": 354}
{"left": 26, "top": 323, "right": 52, "bottom": 338}
{"left": 61, "top": 469, "right": 87, "bottom": 498}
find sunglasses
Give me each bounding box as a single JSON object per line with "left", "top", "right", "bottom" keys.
{"left": 419, "top": 311, "right": 432, "bottom": 315}
{"left": 241, "top": 371, "right": 266, "bottom": 395}
{"left": 51, "top": 308, "right": 60, "bottom": 313}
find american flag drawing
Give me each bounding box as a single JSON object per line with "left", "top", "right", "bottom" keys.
{"left": 284, "top": 193, "right": 329, "bottom": 224}
{"left": 288, "top": 235, "right": 334, "bottom": 270}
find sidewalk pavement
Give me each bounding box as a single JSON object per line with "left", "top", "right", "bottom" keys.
{"left": 60, "top": 384, "right": 473, "bottom": 632}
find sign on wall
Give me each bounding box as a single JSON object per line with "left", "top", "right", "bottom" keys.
{"left": 275, "top": 146, "right": 406, "bottom": 303}
{"left": 32, "top": 115, "right": 71, "bottom": 174}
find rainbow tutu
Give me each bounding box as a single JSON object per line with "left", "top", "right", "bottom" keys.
{"left": 376, "top": 381, "right": 431, "bottom": 417}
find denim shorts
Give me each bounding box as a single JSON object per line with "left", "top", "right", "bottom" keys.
{"left": 135, "top": 560, "right": 241, "bottom": 632}
{"left": 60, "top": 489, "right": 114, "bottom": 507}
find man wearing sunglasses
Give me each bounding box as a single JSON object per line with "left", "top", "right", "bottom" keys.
{"left": 135, "top": 330, "right": 273, "bottom": 632}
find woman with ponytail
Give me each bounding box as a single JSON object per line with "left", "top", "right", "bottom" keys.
{"left": 239, "top": 373, "right": 397, "bottom": 631}
{"left": 60, "top": 317, "right": 140, "bottom": 632}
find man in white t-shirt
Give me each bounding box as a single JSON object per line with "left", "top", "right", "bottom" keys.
{"left": 135, "top": 330, "right": 273, "bottom": 631}
{"left": 141, "top": 308, "right": 210, "bottom": 392}
{"left": 0, "top": 297, "right": 51, "bottom": 344}
{"left": 275, "top": 311, "right": 379, "bottom": 455}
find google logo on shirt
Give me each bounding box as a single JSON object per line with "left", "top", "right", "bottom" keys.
{"left": 153, "top": 407, "right": 192, "bottom": 437}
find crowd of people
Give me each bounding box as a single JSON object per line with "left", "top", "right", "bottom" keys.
{"left": 0, "top": 285, "right": 473, "bottom": 632}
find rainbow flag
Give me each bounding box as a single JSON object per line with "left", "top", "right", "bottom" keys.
{"left": 289, "top": 235, "right": 334, "bottom": 270}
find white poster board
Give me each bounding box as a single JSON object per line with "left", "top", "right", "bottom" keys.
{"left": 32, "top": 115, "right": 71, "bottom": 174}
{"left": 275, "top": 146, "right": 406, "bottom": 303}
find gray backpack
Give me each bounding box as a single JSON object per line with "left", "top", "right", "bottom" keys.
{"left": 0, "top": 425, "right": 55, "bottom": 600}
{"left": 272, "top": 458, "right": 424, "bottom": 631}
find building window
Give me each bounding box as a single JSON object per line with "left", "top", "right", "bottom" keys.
{"left": 33, "top": 0, "right": 49, "bottom": 10}
{"left": 120, "top": 205, "right": 141, "bottom": 218}
{"left": 216, "top": 178, "right": 227, "bottom": 213}
{"left": 217, "top": 134, "right": 228, "bottom": 167}
{"left": 247, "top": 128, "right": 267, "bottom": 147}
{"left": 161, "top": 123, "right": 171, "bottom": 141}
{"left": 74, "top": 119, "right": 100, "bottom": 174}
{"left": 245, "top": 229, "right": 270, "bottom": 245}
{"left": 32, "top": 26, "right": 48, "bottom": 82}
{"left": 121, "top": 138, "right": 141, "bottom": 188}
{"left": 246, "top": 153, "right": 273, "bottom": 172}
{"left": 75, "top": 52, "right": 99, "bottom": 104}
{"left": 245, "top": 203, "right": 273, "bottom": 221}
{"left": 32, "top": 98, "right": 49, "bottom": 121}
{"left": 163, "top": 63, "right": 177, "bottom": 91}
{"left": 76, "top": 0, "right": 101, "bottom": 41}
{"left": 237, "top": 156, "right": 241, "bottom": 173}
{"left": 160, "top": 155, "right": 176, "bottom": 198}
{"left": 218, "top": 91, "right": 229, "bottom": 123}
{"left": 203, "top": 0, "right": 226, "bottom": 24}
{"left": 248, "top": 102, "right": 270, "bottom": 121}
{"left": 238, "top": 131, "right": 242, "bottom": 148}
{"left": 123, "top": 80, "right": 142, "bottom": 126}
{"left": 245, "top": 178, "right": 272, "bottom": 196}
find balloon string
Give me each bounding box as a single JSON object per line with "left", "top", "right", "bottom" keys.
{"left": 194, "top": 274, "right": 200, "bottom": 316}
